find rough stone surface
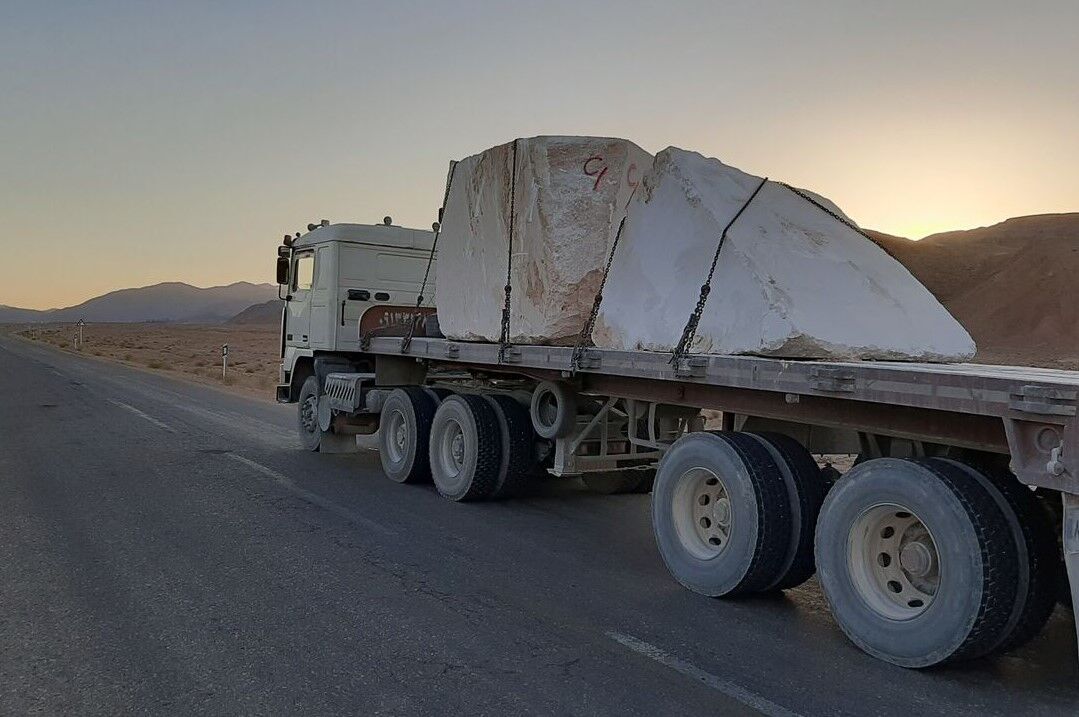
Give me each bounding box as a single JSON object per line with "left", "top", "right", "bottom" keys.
{"left": 436, "top": 136, "right": 652, "bottom": 344}
{"left": 593, "top": 147, "right": 976, "bottom": 361}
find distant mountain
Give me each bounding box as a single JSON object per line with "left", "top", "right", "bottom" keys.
{"left": 0, "top": 282, "right": 278, "bottom": 324}
{"left": 228, "top": 299, "right": 284, "bottom": 325}
{"left": 869, "top": 213, "right": 1079, "bottom": 366}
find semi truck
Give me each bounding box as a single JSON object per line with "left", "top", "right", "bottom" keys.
{"left": 273, "top": 215, "right": 1079, "bottom": 670}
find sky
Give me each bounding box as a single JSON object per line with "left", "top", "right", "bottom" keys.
{"left": 2, "top": 1, "right": 1077, "bottom": 310}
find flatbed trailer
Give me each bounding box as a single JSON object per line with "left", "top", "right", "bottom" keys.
{"left": 275, "top": 222, "right": 1078, "bottom": 669}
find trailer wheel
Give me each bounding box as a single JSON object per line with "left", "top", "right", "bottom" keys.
{"left": 529, "top": 381, "right": 577, "bottom": 439}
{"left": 429, "top": 394, "right": 501, "bottom": 501}
{"left": 746, "top": 432, "right": 828, "bottom": 591}
{"left": 378, "top": 388, "right": 437, "bottom": 484}
{"left": 483, "top": 394, "right": 535, "bottom": 499}
{"left": 297, "top": 375, "right": 330, "bottom": 451}
{"left": 815, "top": 458, "right": 1018, "bottom": 668}
{"left": 652, "top": 432, "right": 791, "bottom": 596}
{"left": 934, "top": 458, "right": 1059, "bottom": 655}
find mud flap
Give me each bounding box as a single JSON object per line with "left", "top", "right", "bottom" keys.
{"left": 1064, "top": 493, "right": 1079, "bottom": 653}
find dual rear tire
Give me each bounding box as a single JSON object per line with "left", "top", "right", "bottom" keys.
{"left": 652, "top": 433, "right": 1058, "bottom": 668}
{"left": 651, "top": 431, "right": 820, "bottom": 597}
{"left": 378, "top": 388, "right": 536, "bottom": 501}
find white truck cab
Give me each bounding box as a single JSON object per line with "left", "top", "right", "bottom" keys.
{"left": 275, "top": 220, "right": 436, "bottom": 407}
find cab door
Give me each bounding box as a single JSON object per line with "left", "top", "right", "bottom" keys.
{"left": 309, "top": 245, "right": 332, "bottom": 347}
{"left": 285, "top": 250, "right": 314, "bottom": 347}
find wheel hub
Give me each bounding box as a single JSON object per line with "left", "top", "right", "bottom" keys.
{"left": 450, "top": 434, "right": 464, "bottom": 466}
{"left": 436, "top": 419, "right": 466, "bottom": 482}
{"left": 848, "top": 504, "right": 940, "bottom": 620}
{"left": 384, "top": 408, "right": 409, "bottom": 464}
{"left": 899, "top": 541, "right": 934, "bottom": 578}
{"left": 673, "top": 467, "right": 733, "bottom": 560}
{"left": 301, "top": 396, "right": 318, "bottom": 433}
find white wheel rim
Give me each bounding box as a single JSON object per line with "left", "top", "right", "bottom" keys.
{"left": 437, "top": 418, "right": 466, "bottom": 487}
{"left": 672, "top": 467, "right": 732, "bottom": 560}
{"left": 384, "top": 408, "right": 408, "bottom": 463}
{"left": 848, "top": 503, "right": 940, "bottom": 621}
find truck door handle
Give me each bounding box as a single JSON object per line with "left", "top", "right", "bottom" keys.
{"left": 347, "top": 289, "right": 370, "bottom": 301}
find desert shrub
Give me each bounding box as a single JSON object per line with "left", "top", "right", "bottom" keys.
{"left": 146, "top": 359, "right": 165, "bottom": 369}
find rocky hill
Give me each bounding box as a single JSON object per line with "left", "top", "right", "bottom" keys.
{"left": 0, "top": 282, "right": 278, "bottom": 324}
{"left": 871, "top": 213, "right": 1079, "bottom": 368}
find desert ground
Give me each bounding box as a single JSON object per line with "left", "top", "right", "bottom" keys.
{"left": 8, "top": 323, "right": 282, "bottom": 400}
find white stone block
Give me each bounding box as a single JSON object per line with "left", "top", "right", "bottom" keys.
{"left": 593, "top": 148, "right": 976, "bottom": 361}
{"left": 436, "top": 136, "right": 652, "bottom": 344}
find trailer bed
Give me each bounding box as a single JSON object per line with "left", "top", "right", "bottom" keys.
{"left": 367, "top": 336, "right": 1079, "bottom": 422}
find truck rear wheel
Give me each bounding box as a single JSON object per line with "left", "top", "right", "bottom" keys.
{"left": 815, "top": 458, "right": 1018, "bottom": 668}
{"left": 483, "top": 394, "right": 536, "bottom": 499}
{"left": 429, "top": 394, "right": 501, "bottom": 501}
{"left": 934, "top": 458, "right": 1059, "bottom": 655}
{"left": 378, "top": 388, "right": 437, "bottom": 484}
{"left": 652, "top": 431, "right": 792, "bottom": 597}
{"left": 746, "top": 432, "right": 828, "bottom": 591}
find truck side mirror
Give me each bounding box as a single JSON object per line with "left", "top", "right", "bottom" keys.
{"left": 276, "top": 256, "right": 290, "bottom": 285}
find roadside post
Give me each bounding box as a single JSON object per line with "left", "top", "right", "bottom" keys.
{"left": 222, "top": 343, "right": 229, "bottom": 379}
{"left": 77, "top": 319, "right": 85, "bottom": 350}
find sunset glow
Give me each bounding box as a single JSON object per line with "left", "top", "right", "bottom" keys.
{"left": 2, "top": 1, "right": 1076, "bottom": 308}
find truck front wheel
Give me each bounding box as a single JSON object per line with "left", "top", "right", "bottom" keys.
{"left": 297, "top": 375, "right": 328, "bottom": 451}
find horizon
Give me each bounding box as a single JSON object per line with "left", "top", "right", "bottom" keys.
{"left": 3, "top": 1, "right": 1077, "bottom": 310}
{"left": 8, "top": 209, "right": 1079, "bottom": 313}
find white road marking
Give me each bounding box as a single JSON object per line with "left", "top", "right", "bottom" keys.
{"left": 606, "top": 631, "right": 803, "bottom": 717}
{"left": 107, "top": 399, "right": 175, "bottom": 432}
{"left": 225, "top": 453, "right": 395, "bottom": 536}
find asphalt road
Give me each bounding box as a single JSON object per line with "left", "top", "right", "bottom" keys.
{"left": 2, "top": 334, "right": 1077, "bottom": 716}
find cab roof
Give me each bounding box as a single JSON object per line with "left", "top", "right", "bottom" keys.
{"left": 291, "top": 223, "right": 434, "bottom": 251}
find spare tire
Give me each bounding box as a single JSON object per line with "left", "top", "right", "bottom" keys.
{"left": 529, "top": 381, "right": 577, "bottom": 439}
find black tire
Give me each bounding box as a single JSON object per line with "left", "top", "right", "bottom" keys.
{"left": 429, "top": 394, "right": 501, "bottom": 501}
{"left": 482, "top": 394, "right": 536, "bottom": 499}
{"left": 581, "top": 471, "right": 647, "bottom": 495}
{"left": 747, "top": 432, "right": 828, "bottom": 591}
{"left": 378, "top": 388, "right": 437, "bottom": 484}
{"left": 297, "top": 375, "right": 327, "bottom": 452}
{"left": 529, "top": 381, "right": 577, "bottom": 439}
{"left": 423, "top": 387, "right": 454, "bottom": 403}
{"left": 815, "top": 458, "right": 1019, "bottom": 668}
{"left": 651, "top": 431, "right": 792, "bottom": 597}
{"left": 933, "top": 458, "right": 1059, "bottom": 655}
